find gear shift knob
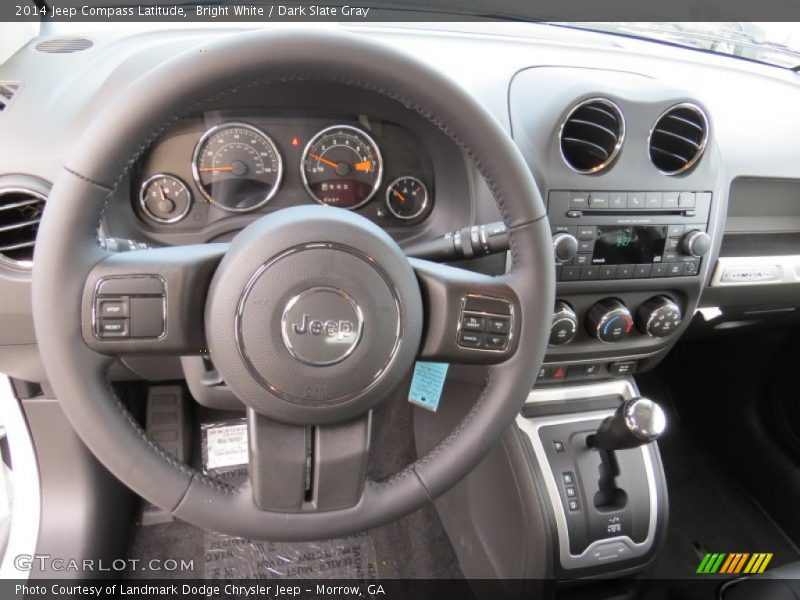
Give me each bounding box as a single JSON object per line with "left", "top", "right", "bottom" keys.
{"left": 588, "top": 397, "right": 666, "bottom": 450}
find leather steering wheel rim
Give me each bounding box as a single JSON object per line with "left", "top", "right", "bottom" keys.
{"left": 32, "top": 29, "right": 554, "bottom": 540}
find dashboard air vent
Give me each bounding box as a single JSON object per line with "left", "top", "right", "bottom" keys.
{"left": 649, "top": 103, "right": 709, "bottom": 175}
{"left": 0, "top": 83, "right": 20, "bottom": 112}
{"left": 560, "top": 98, "right": 625, "bottom": 174}
{"left": 0, "top": 188, "right": 46, "bottom": 267}
{"left": 35, "top": 37, "right": 93, "bottom": 54}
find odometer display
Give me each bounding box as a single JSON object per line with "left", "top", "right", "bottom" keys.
{"left": 301, "top": 125, "right": 383, "bottom": 209}
{"left": 192, "top": 122, "right": 283, "bottom": 212}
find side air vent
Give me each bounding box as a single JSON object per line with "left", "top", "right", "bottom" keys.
{"left": 649, "top": 103, "right": 709, "bottom": 175}
{"left": 560, "top": 98, "right": 625, "bottom": 174}
{"left": 0, "top": 82, "right": 21, "bottom": 112}
{"left": 0, "top": 188, "right": 47, "bottom": 268}
{"left": 35, "top": 37, "right": 93, "bottom": 54}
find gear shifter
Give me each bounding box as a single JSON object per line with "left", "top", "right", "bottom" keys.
{"left": 587, "top": 397, "right": 666, "bottom": 451}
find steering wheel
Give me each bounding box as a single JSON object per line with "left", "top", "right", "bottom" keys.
{"left": 32, "top": 29, "right": 553, "bottom": 540}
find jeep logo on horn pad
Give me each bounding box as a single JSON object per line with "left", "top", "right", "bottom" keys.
{"left": 281, "top": 287, "right": 364, "bottom": 366}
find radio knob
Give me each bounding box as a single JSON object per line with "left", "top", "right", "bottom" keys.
{"left": 549, "top": 301, "right": 578, "bottom": 346}
{"left": 680, "top": 230, "right": 711, "bottom": 258}
{"left": 586, "top": 299, "right": 633, "bottom": 343}
{"left": 552, "top": 233, "right": 579, "bottom": 262}
{"left": 637, "top": 296, "right": 682, "bottom": 338}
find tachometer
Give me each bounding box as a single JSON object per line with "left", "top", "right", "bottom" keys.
{"left": 192, "top": 122, "right": 283, "bottom": 212}
{"left": 300, "top": 125, "right": 383, "bottom": 209}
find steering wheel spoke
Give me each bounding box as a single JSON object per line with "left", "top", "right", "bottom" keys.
{"left": 411, "top": 258, "right": 521, "bottom": 364}
{"left": 81, "top": 243, "right": 227, "bottom": 356}
{"left": 248, "top": 409, "right": 371, "bottom": 513}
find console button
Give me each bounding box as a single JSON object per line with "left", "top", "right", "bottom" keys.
{"left": 651, "top": 263, "right": 669, "bottom": 277}
{"left": 645, "top": 192, "right": 663, "bottom": 208}
{"left": 568, "top": 363, "right": 601, "bottom": 378}
{"left": 484, "top": 333, "right": 509, "bottom": 351}
{"left": 578, "top": 239, "right": 595, "bottom": 253}
{"left": 561, "top": 266, "right": 581, "bottom": 281}
{"left": 574, "top": 254, "right": 591, "bottom": 266}
{"left": 97, "top": 318, "right": 129, "bottom": 339}
{"left": 577, "top": 226, "right": 597, "bottom": 240}
{"left": 97, "top": 297, "right": 129, "bottom": 319}
{"left": 580, "top": 266, "right": 599, "bottom": 280}
{"left": 461, "top": 313, "right": 485, "bottom": 331}
{"left": 627, "top": 192, "right": 645, "bottom": 208}
{"left": 679, "top": 192, "right": 696, "bottom": 208}
{"left": 589, "top": 192, "right": 609, "bottom": 209}
{"left": 538, "top": 366, "right": 550, "bottom": 380}
{"left": 570, "top": 192, "right": 589, "bottom": 210}
{"left": 634, "top": 264, "right": 652, "bottom": 278}
{"left": 553, "top": 440, "right": 565, "bottom": 452}
{"left": 598, "top": 265, "right": 617, "bottom": 279}
{"left": 551, "top": 366, "right": 567, "bottom": 380}
{"left": 487, "top": 316, "right": 511, "bottom": 334}
{"left": 566, "top": 210, "right": 583, "bottom": 218}
{"left": 568, "top": 499, "right": 579, "bottom": 512}
{"left": 665, "top": 238, "right": 680, "bottom": 251}
{"left": 565, "top": 486, "right": 577, "bottom": 498}
{"left": 666, "top": 262, "right": 683, "bottom": 277}
{"left": 663, "top": 250, "right": 679, "bottom": 262}
{"left": 616, "top": 264, "right": 634, "bottom": 278}
{"left": 610, "top": 361, "right": 636, "bottom": 376}
{"left": 552, "top": 225, "right": 578, "bottom": 236}
{"left": 609, "top": 192, "right": 627, "bottom": 209}
{"left": 662, "top": 192, "right": 679, "bottom": 208}
{"left": 563, "top": 472, "right": 575, "bottom": 485}
{"left": 667, "top": 224, "right": 684, "bottom": 238}
{"left": 458, "top": 331, "right": 483, "bottom": 348}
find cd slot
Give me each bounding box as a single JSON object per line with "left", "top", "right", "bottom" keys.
{"left": 580, "top": 209, "right": 693, "bottom": 217}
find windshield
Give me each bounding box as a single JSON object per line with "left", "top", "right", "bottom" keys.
{"left": 555, "top": 22, "right": 800, "bottom": 70}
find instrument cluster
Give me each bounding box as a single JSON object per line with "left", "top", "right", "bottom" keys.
{"left": 134, "top": 115, "right": 435, "bottom": 230}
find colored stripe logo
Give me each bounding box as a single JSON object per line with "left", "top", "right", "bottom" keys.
{"left": 696, "top": 552, "right": 773, "bottom": 574}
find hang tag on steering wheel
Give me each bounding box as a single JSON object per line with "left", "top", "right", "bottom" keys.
{"left": 408, "top": 361, "right": 449, "bottom": 412}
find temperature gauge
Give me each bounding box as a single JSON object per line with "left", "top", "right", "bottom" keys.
{"left": 139, "top": 174, "right": 192, "bottom": 224}
{"left": 385, "top": 176, "right": 429, "bottom": 220}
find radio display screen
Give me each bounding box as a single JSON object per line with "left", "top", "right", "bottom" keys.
{"left": 592, "top": 225, "right": 667, "bottom": 264}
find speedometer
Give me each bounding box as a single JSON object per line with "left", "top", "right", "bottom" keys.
{"left": 192, "top": 122, "right": 283, "bottom": 212}
{"left": 300, "top": 125, "right": 383, "bottom": 209}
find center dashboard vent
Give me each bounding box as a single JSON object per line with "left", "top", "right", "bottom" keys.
{"left": 0, "top": 83, "right": 21, "bottom": 112}
{"left": 35, "top": 37, "right": 93, "bottom": 54}
{"left": 559, "top": 98, "right": 625, "bottom": 174}
{"left": 649, "top": 103, "right": 709, "bottom": 175}
{"left": 0, "top": 188, "right": 47, "bottom": 267}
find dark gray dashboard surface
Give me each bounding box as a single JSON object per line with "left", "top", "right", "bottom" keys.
{"left": 1, "top": 21, "right": 800, "bottom": 381}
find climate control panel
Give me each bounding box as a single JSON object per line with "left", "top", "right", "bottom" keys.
{"left": 548, "top": 296, "right": 683, "bottom": 347}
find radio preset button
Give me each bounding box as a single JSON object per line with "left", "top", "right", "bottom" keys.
{"left": 634, "top": 264, "right": 653, "bottom": 278}
{"left": 651, "top": 263, "right": 669, "bottom": 277}
{"left": 561, "top": 266, "right": 581, "bottom": 281}
{"left": 599, "top": 265, "right": 617, "bottom": 279}
{"left": 580, "top": 266, "right": 599, "bottom": 280}
{"left": 616, "top": 265, "right": 635, "bottom": 278}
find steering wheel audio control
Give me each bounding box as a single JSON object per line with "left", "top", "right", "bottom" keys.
{"left": 586, "top": 298, "right": 633, "bottom": 343}
{"left": 637, "top": 296, "right": 682, "bottom": 337}
{"left": 457, "top": 294, "right": 513, "bottom": 352}
{"left": 549, "top": 301, "right": 578, "bottom": 346}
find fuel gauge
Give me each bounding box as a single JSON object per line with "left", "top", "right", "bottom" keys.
{"left": 140, "top": 174, "right": 192, "bottom": 224}
{"left": 385, "top": 176, "right": 429, "bottom": 220}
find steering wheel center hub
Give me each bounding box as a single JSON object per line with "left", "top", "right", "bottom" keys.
{"left": 205, "top": 206, "right": 423, "bottom": 425}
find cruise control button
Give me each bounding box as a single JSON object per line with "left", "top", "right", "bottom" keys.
{"left": 461, "top": 313, "right": 485, "bottom": 331}
{"left": 458, "top": 331, "right": 483, "bottom": 348}
{"left": 97, "top": 319, "right": 129, "bottom": 338}
{"left": 487, "top": 317, "right": 511, "bottom": 334}
{"left": 484, "top": 333, "right": 509, "bottom": 351}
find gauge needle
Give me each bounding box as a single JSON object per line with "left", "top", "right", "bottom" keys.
{"left": 198, "top": 166, "right": 235, "bottom": 173}
{"left": 354, "top": 160, "right": 373, "bottom": 172}
{"left": 392, "top": 189, "right": 406, "bottom": 203}
{"left": 308, "top": 153, "right": 340, "bottom": 169}
{"left": 156, "top": 183, "right": 167, "bottom": 203}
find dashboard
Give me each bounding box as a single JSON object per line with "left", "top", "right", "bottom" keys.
{"left": 1, "top": 22, "right": 800, "bottom": 387}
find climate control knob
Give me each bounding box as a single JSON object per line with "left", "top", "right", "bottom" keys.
{"left": 552, "top": 233, "right": 579, "bottom": 262}
{"left": 637, "top": 296, "right": 682, "bottom": 338}
{"left": 586, "top": 299, "right": 633, "bottom": 343}
{"left": 680, "top": 230, "right": 711, "bottom": 258}
{"left": 549, "top": 301, "right": 578, "bottom": 346}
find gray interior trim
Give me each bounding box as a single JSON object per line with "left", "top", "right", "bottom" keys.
{"left": 0, "top": 375, "right": 40, "bottom": 579}
{"left": 710, "top": 255, "right": 800, "bottom": 287}
{"left": 516, "top": 379, "right": 658, "bottom": 570}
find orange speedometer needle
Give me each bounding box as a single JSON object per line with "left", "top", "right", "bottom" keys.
{"left": 354, "top": 160, "right": 373, "bottom": 172}
{"left": 198, "top": 166, "right": 235, "bottom": 173}
{"left": 308, "top": 153, "right": 340, "bottom": 169}
{"left": 392, "top": 189, "right": 406, "bottom": 203}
